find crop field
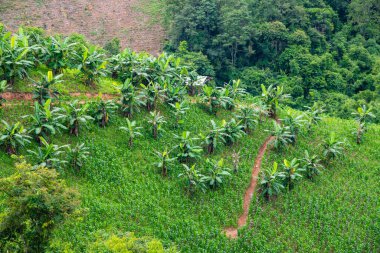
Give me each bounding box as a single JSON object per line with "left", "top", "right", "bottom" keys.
{"left": 1, "top": 100, "right": 379, "bottom": 252}
{"left": 0, "top": 20, "right": 379, "bottom": 252}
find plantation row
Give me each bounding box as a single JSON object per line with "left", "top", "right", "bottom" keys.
{"left": 259, "top": 88, "right": 375, "bottom": 200}
{"left": 0, "top": 25, "right": 199, "bottom": 93}
{"left": 2, "top": 73, "right": 373, "bottom": 197}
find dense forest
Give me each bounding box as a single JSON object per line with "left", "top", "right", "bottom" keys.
{"left": 164, "top": 0, "right": 380, "bottom": 120}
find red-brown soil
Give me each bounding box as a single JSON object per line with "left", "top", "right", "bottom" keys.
{"left": 224, "top": 135, "right": 275, "bottom": 239}
{"left": 0, "top": 0, "right": 164, "bottom": 54}
{"left": 2, "top": 92, "right": 117, "bottom": 101}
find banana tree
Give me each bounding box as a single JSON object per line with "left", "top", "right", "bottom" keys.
{"left": 174, "top": 131, "right": 203, "bottom": 163}
{"left": 148, "top": 111, "right": 166, "bottom": 139}
{"left": 219, "top": 80, "right": 246, "bottom": 111}
{"left": 0, "top": 120, "right": 32, "bottom": 154}
{"left": 282, "top": 110, "right": 306, "bottom": 144}
{"left": 222, "top": 118, "right": 246, "bottom": 146}
{"left": 89, "top": 96, "right": 117, "bottom": 128}
{"left": 231, "top": 150, "right": 241, "bottom": 173}
{"left": 178, "top": 164, "right": 206, "bottom": 195}
{"left": 202, "top": 85, "right": 220, "bottom": 114}
{"left": 229, "top": 79, "right": 247, "bottom": 100}
{"left": 27, "top": 137, "right": 68, "bottom": 169}
{"left": 282, "top": 158, "right": 304, "bottom": 191}
{"left": 202, "top": 158, "right": 231, "bottom": 189}
{"left": 169, "top": 101, "right": 189, "bottom": 128}
{"left": 261, "top": 84, "right": 290, "bottom": 118}
{"left": 60, "top": 100, "right": 94, "bottom": 136}
{"left": 77, "top": 46, "right": 108, "bottom": 86}
{"left": 119, "top": 79, "right": 145, "bottom": 118}
{"left": 0, "top": 80, "right": 8, "bottom": 106}
{"left": 218, "top": 87, "right": 235, "bottom": 111}
{"left": 108, "top": 49, "right": 138, "bottom": 81}
{"left": 153, "top": 148, "right": 177, "bottom": 177}
{"left": 301, "top": 150, "right": 324, "bottom": 180}
{"left": 66, "top": 143, "right": 90, "bottom": 171}
{"left": 165, "top": 80, "right": 186, "bottom": 104}
{"left": 255, "top": 100, "right": 269, "bottom": 124}
{"left": 140, "top": 82, "right": 166, "bottom": 111}
{"left": 200, "top": 120, "right": 227, "bottom": 154}
{"left": 236, "top": 107, "right": 258, "bottom": 133}
{"left": 32, "top": 71, "right": 62, "bottom": 105}
{"left": 352, "top": 105, "right": 375, "bottom": 144}
{"left": 0, "top": 33, "right": 33, "bottom": 85}
{"left": 259, "top": 162, "right": 285, "bottom": 201}
{"left": 23, "top": 100, "right": 66, "bottom": 142}
{"left": 119, "top": 119, "right": 143, "bottom": 147}
{"left": 42, "top": 36, "right": 78, "bottom": 74}
{"left": 305, "top": 103, "right": 325, "bottom": 131}
{"left": 266, "top": 122, "right": 294, "bottom": 150}
{"left": 322, "top": 132, "right": 345, "bottom": 162}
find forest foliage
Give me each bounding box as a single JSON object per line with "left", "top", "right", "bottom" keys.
{"left": 164, "top": 0, "right": 380, "bottom": 120}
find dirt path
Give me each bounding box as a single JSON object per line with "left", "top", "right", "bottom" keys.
{"left": 2, "top": 92, "right": 118, "bottom": 101}
{"left": 224, "top": 134, "right": 275, "bottom": 239}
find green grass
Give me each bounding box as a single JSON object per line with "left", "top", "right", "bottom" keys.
{"left": 134, "top": 0, "right": 167, "bottom": 27}
{"left": 12, "top": 68, "right": 120, "bottom": 94}
{"left": 1, "top": 101, "right": 379, "bottom": 252}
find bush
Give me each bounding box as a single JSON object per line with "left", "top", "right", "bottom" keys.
{"left": 104, "top": 37, "right": 121, "bottom": 56}
{"left": 0, "top": 160, "right": 80, "bottom": 252}
{"left": 89, "top": 231, "right": 179, "bottom": 253}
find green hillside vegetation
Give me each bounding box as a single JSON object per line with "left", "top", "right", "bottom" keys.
{"left": 163, "top": 0, "right": 380, "bottom": 121}
{"left": 0, "top": 22, "right": 379, "bottom": 253}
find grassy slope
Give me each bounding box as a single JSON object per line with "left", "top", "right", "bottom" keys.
{"left": 0, "top": 100, "right": 270, "bottom": 252}
{"left": 11, "top": 68, "right": 120, "bottom": 94}
{"left": 237, "top": 116, "right": 380, "bottom": 253}
{"left": 1, "top": 101, "right": 379, "bottom": 252}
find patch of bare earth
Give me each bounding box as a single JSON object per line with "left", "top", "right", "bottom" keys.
{"left": 224, "top": 135, "right": 275, "bottom": 239}
{"left": 0, "top": 0, "right": 164, "bottom": 54}
{"left": 2, "top": 92, "right": 117, "bottom": 101}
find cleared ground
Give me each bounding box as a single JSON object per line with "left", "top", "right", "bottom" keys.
{"left": 0, "top": 0, "right": 164, "bottom": 54}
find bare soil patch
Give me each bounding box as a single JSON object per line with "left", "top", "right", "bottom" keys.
{"left": 2, "top": 92, "right": 117, "bottom": 101}
{"left": 0, "top": 0, "right": 164, "bottom": 54}
{"left": 224, "top": 135, "right": 275, "bottom": 239}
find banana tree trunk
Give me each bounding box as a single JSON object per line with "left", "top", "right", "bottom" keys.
{"left": 356, "top": 127, "right": 362, "bottom": 144}
{"left": 207, "top": 143, "right": 214, "bottom": 154}
{"left": 162, "top": 161, "right": 167, "bottom": 177}
{"left": 70, "top": 121, "right": 79, "bottom": 136}
{"left": 153, "top": 125, "right": 158, "bottom": 139}
{"left": 6, "top": 145, "right": 16, "bottom": 155}
{"left": 129, "top": 137, "right": 133, "bottom": 147}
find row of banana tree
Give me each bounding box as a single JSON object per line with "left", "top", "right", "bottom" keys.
{"left": 259, "top": 104, "right": 348, "bottom": 201}
{"left": 0, "top": 26, "right": 197, "bottom": 88}
{"left": 259, "top": 132, "right": 346, "bottom": 201}
{"left": 0, "top": 96, "right": 117, "bottom": 170}
{"left": 0, "top": 77, "right": 258, "bottom": 195}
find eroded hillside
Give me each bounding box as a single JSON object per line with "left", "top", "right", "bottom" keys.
{"left": 0, "top": 0, "right": 164, "bottom": 54}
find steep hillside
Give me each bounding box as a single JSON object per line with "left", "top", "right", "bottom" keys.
{"left": 0, "top": 23, "right": 379, "bottom": 252}
{"left": 0, "top": 0, "right": 164, "bottom": 54}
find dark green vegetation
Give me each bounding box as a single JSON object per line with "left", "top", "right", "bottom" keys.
{"left": 163, "top": 0, "right": 380, "bottom": 120}
{"left": 0, "top": 18, "right": 379, "bottom": 253}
